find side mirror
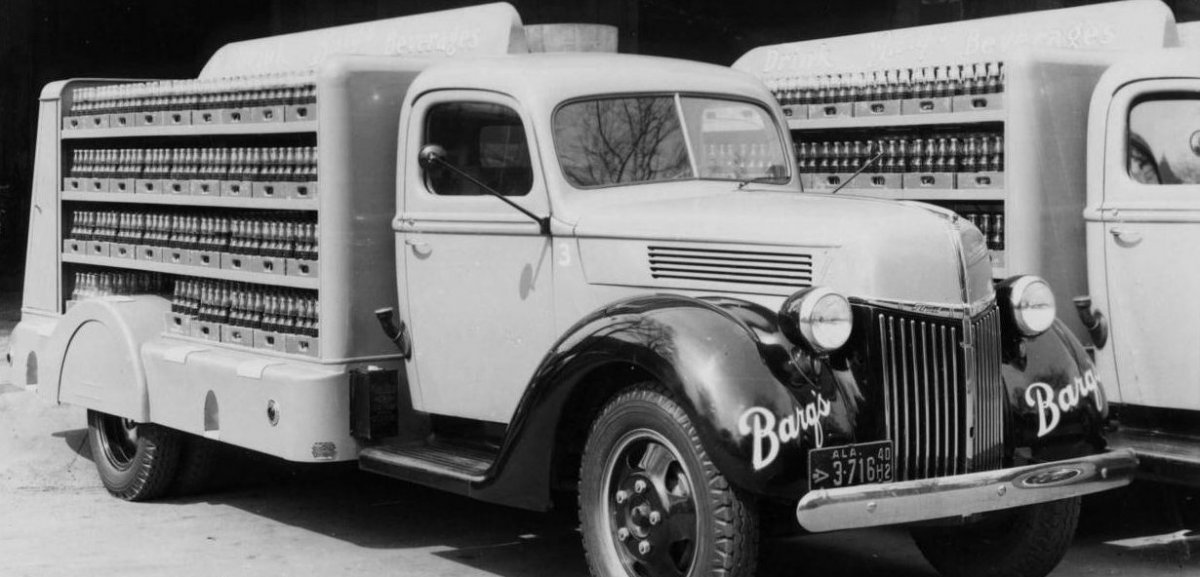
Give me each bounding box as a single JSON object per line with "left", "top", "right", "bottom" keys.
{"left": 418, "top": 144, "right": 447, "bottom": 170}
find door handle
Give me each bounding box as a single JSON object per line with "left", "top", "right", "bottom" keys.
{"left": 405, "top": 238, "right": 432, "bottom": 256}
{"left": 1109, "top": 227, "right": 1143, "bottom": 244}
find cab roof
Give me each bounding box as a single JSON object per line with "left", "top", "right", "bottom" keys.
{"left": 406, "top": 52, "right": 775, "bottom": 111}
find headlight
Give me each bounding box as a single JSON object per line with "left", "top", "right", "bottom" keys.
{"left": 1002, "top": 275, "right": 1057, "bottom": 337}
{"left": 778, "top": 287, "right": 853, "bottom": 354}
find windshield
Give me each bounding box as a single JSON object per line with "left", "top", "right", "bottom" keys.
{"left": 553, "top": 95, "right": 791, "bottom": 188}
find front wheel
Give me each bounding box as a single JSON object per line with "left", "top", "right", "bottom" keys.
{"left": 579, "top": 385, "right": 759, "bottom": 577}
{"left": 911, "top": 497, "right": 1081, "bottom": 577}
{"left": 87, "top": 410, "right": 182, "bottom": 501}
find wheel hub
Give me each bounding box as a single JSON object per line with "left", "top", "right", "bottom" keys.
{"left": 618, "top": 480, "right": 659, "bottom": 540}
{"left": 96, "top": 414, "right": 141, "bottom": 470}
{"left": 604, "top": 432, "right": 699, "bottom": 577}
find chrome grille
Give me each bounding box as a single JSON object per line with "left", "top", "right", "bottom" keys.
{"left": 875, "top": 305, "right": 1003, "bottom": 481}
{"left": 971, "top": 306, "right": 1005, "bottom": 472}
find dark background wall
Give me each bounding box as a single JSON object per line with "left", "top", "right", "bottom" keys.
{"left": 1, "top": 0, "right": 1196, "bottom": 274}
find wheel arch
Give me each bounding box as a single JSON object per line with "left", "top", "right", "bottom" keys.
{"left": 43, "top": 296, "right": 170, "bottom": 422}
{"left": 549, "top": 360, "right": 655, "bottom": 493}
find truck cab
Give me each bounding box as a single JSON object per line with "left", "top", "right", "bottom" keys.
{"left": 392, "top": 55, "right": 804, "bottom": 425}
{"left": 9, "top": 4, "right": 1137, "bottom": 577}
{"left": 1084, "top": 50, "right": 1200, "bottom": 485}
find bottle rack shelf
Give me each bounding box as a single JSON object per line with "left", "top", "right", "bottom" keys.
{"left": 62, "top": 253, "right": 319, "bottom": 290}
{"left": 61, "top": 120, "right": 317, "bottom": 140}
{"left": 159, "top": 332, "right": 323, "bottom": 362}
{"left": 830, "top": 188, "right": 1005, "bottom": 202}
{"left": 787, "top": 109, "right": 1005, "bottom": 130}
{"left": 62, "top": 190, "right": 318, "bottom": 210}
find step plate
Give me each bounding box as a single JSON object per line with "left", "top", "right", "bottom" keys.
{"left": 359, "top": 441, "right": 496, "bottom": 492}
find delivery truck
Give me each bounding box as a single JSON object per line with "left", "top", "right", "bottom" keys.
{"left": 8, "top": 4, "right": 1135, "bottom": 577}
{"left": 735, "top": 0, "right": 1200, "bottom": 488}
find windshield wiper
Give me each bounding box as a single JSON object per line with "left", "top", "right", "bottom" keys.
{"left": 829, "top": 146, "right": 886, "bottom": 195}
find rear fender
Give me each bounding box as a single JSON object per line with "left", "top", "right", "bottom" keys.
{"left": 42, "top": 296, "right": 170, "bottom": 421}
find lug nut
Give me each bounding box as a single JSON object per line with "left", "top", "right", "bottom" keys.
{"left": 638, "top": 541, "right": 652, "bottom": 555}
{"left": 615, "top": 490, "right": 629, "bottom": 504}
{"left": 617, "top": 528, "right": 630, "bottom": 541}
{"left": 634, "top": 480, "right": 647, "bottom": 494}
{"left": 649, "top": 511, "right": 661, "bottom": 525}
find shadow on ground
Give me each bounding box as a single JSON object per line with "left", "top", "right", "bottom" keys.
{"left": 1076, "top": 483, "right": 1200, "bottom": 566}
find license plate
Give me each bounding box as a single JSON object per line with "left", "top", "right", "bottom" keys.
{"left": 808, "top": 441, "right": 894, "bottom": 490}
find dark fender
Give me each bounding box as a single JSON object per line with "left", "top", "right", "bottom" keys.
{"left": 1002, "top": 318, "right": 1108, "bottom": 459}
{"left": 466, "top": 295, "right": 831, "bottom": 510}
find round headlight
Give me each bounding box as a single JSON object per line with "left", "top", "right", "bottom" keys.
{"left": 779, "top": 287, "right": 853, "bottom": 354}
{"left": 1007, "top": 276, "right": 1056, "bottom": 337}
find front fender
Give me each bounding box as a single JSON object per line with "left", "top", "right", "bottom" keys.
{"left": 471, "top": 295, "right": 829, "bottom": 509}
{"left": 1003, "top": 319, "right": 1108, "bottom": 459}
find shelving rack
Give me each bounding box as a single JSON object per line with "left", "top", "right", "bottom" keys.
{"left": 55, "top": 77, "right": 325, "bottom": 359}
{"left": 28, "top": 57, "right": 423, "bottom": 368}
{"left": 785, "top": 80, "right": 1010, "bottom": 274}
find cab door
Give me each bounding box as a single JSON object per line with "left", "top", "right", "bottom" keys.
{"left": 397, "top": 90, "right": 555, "bottom": 424}
{"left": 1091, "top": 80, "right": 1200, "bottom": 412}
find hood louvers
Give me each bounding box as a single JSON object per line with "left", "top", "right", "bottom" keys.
{"left": 647, "top": 245, "right": 814, "bottom": 289}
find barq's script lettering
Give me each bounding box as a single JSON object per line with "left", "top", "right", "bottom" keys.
{"left": 1024, "top": 370, "right": 1102, "bottom": 437}
{"left": 738, "top": 394, "right": 832, "bottom": 470}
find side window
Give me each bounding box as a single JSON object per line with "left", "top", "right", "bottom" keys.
{"left": 1128, "top": 97, "right": 1200, "bottom": 185}
{"left": 424, "top": 102, "right": 532, "bottom": 197}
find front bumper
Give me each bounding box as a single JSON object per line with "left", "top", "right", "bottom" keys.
{"left": 796, "top": 449, "right": 1138, "bottom": 532}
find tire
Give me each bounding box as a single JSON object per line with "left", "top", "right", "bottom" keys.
{"left": 87, "top": 410, "right": 182, "bottom": 501}
{"left": 579, "top": 385, "right": 759, "bottom": 577}
{"left": 911, "top": 497, "right": 1081, "bottom": 577}
{"left": 170, "top": 434, "right": 219, "bottom": 497}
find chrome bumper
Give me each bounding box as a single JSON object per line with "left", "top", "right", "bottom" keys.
{"left": 796, "top": 449, "right": 1138, "bottom": 532}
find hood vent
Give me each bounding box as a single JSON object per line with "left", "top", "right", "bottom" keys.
{"left": 647, "top": 245, "right": 814, "bottom": 289}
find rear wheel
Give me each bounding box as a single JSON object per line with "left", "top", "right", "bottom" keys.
{"left": 579, "top": 385, "right": 758, "bottom": 577}
{"left": 911, "top": 497, "right": 1081, "bottom": 577}
{"left": 87, "top": 410, "right": 182, "bottom": 501}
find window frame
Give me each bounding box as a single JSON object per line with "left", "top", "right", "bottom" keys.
{"left": 1125, "top": 91, "right": 1200, "bottom": 187}
{"left": 421, "top": 99, "right": 535, "bottom": 198}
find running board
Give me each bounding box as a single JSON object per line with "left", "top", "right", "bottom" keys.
{"left": 1107, "top": 428, "right": 1200, "bottom": 486}
{"left": 358, "top": 440, "right": 496, "bottom": 495}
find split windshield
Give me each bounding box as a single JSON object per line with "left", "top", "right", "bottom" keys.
{"left": 553, "top": 95, "right": 791, "bottom": 188}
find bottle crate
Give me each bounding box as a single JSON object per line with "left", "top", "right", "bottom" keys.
{"left": 64, "top": 146, "right": 319, "bottom": 201}
{"left": 65, "top": 208, "right": 319, "bottom": 278}
{"left": 62, "top": 74, "right": 318, "bottom": 131}
{"left": 768, "top": 61, "right": 1005, "bottom": 119}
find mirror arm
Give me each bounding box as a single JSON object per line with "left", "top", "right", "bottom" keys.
{"left": 427, "top": 156, "right": 551, "bottom": 235}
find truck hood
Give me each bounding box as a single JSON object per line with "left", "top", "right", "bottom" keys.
{"left": 570, "top": 186, "right": 992, "bottom": 306}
